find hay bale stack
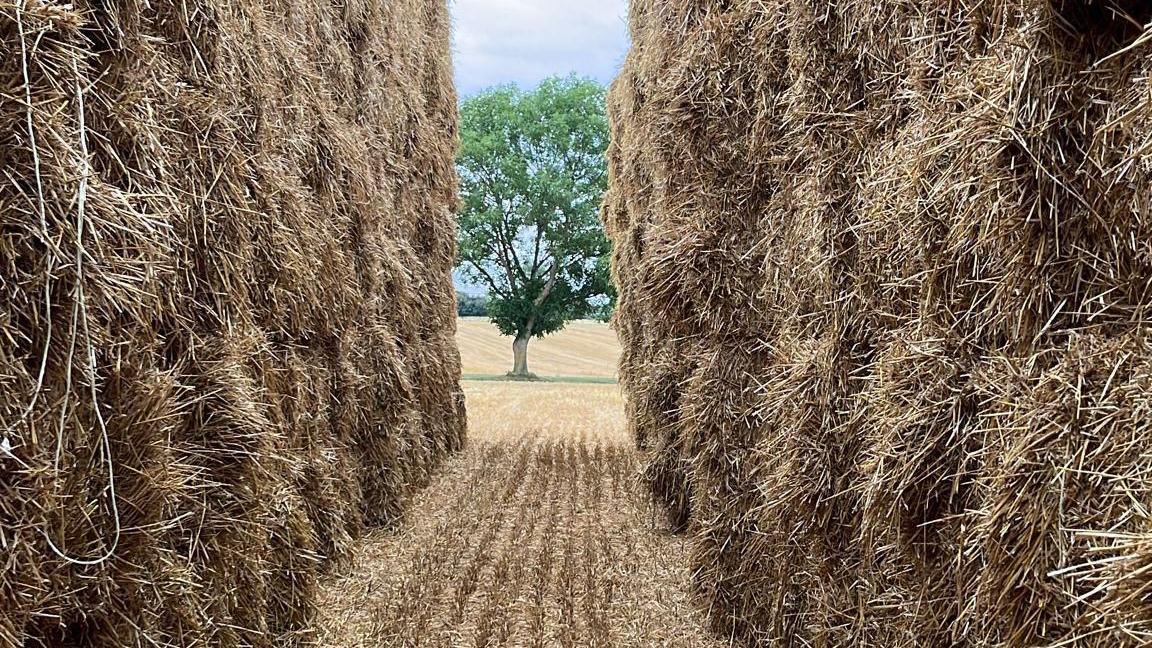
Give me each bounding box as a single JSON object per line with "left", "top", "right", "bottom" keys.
{"left": 606, "top": 0, "right": 1152, "bottom": 644}
{"left": 0, "top": 0, "right": 463, "bottom": 644}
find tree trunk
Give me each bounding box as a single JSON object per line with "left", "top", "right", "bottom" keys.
{"left": 511, "top": 334, "right": 531, "bottom": 377}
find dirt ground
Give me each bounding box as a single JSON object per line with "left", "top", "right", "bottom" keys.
{"left": 316, "top": 382, "right": 720, "bottom": 647}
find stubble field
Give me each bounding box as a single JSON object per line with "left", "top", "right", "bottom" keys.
{"left": 456, "top": 317, "right": 620, "bottom": 380}
{"left": 316, "top": 321, "right": 719, "bottom": 646}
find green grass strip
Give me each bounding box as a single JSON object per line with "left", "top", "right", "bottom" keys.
{"left": 461, "top": 373, "right": 617, "bottom": 385}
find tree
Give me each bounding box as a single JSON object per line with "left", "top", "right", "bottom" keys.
{"left": 457, "top": 76, "right": 613, "bottom": 377}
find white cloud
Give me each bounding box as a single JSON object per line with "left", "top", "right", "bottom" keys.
{"left": 450, "top": 0, "right": 630, "bottom": 96}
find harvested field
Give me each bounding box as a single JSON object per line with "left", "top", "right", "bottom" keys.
{"left": 463, "top": 381, "right": 626, "bottom": 443}
{"left": 457, "top": 317, "right": 620, "bottom": 379}
{"left": 605, "top": 0, "right": 1152, "bottom": 646}
{"left": 317, "top": 381, "right": 720, "bottom": 647}
{"left": 0, "top": 0, "right": 462, "bottom": 644}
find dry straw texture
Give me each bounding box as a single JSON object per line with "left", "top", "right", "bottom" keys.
{"left": 605, "top": 0, "right": 1152, "bottom": 645}
{"left": 0, "top": 0, "right": 463, "bottom": 645}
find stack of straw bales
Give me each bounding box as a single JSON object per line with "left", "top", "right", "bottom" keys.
{"left": 0, "top": 0, "right": 463, "bottom": 644}
{"left": 605, "top": 0, "right": 1152, "bottom": 644}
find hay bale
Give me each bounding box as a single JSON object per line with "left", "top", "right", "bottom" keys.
{"left": 606, "top": 0, "right": 1152, "bottom": 644}
{"left": 0, "top": 0, "right": 462, "bottom": 644}
{"left": 962, "top": 333, "right": 1152, "bottom": 645}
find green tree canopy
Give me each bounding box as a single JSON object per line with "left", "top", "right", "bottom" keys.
{"left": 457, "top": 76, "right": 613, "bottom": 377}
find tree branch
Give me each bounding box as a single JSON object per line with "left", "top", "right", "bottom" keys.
{"left": 491, "top": 221, "right": 526, "bottom": 291}
{"left": 529, "top": 224, "right": 544, "bottom": 280}
{"left": 465, "top": 259, "right": 511, "bottom": 300}
{"left": 533, "top": 259, "right": 561, "bottom": 308}
{"left": 504, "top": 223, "right": 529, "bottom": 283}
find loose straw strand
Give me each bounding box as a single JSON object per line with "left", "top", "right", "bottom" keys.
{"left": 41, "top": 54, "right": 122, "bottom": 568}
{"left": 5, "top": 0, "right": 56, "bottom": 445}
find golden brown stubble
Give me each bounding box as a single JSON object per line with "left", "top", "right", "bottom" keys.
{"left": 581, "top": 442, "right": 616, "bottom": 648}
{"left": 457, "top": 318, "right": 620, "bottom": 379}
{"left": 472, "top": 441, "right": 556, "bottom": 646}
{"left": 321, "top": 441, "right": 521, "bottom": 646}
{"left": 319, "top": 381, "right": 723, "bottom": 647}
{"left": 463, "top": 382, "right": 629, "bottom": 445}
{"left": 525, "top": 443, "right": 564, "bottom": 647}
{"left": 412, "top": 439, "right": 535, "bottom": 641}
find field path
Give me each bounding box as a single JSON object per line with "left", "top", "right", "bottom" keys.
{"left": 317, "top": 384, "right": 720, "bottom": 647}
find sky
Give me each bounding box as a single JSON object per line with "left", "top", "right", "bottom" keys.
{"left": 451, "top": 0, "right": 631, "bottom": 98}
{"left": 450, "top": 1, "right": 631, "bottom": 296}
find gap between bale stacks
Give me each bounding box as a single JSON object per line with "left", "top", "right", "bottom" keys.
{"left": 0, "top": 0, "right": 464, "bottom": 645}
{"left": 604, "top": 0, "right": 1152, "bottom": 646}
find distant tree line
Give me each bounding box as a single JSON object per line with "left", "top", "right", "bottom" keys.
{"left": 457, "top": 292, "right": 489, "bottom": 317}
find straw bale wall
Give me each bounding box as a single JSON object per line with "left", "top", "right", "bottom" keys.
{"left": 0, "top": 0, "right": 463, "bottom": 644}
{"left": 605, "top": 1, "right": 1152, "bottom": 644}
